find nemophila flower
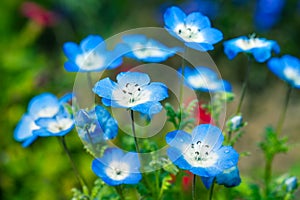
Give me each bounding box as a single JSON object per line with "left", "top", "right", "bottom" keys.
{"left": 33, "top": 107, "right": 74, "bottom": 137}
{"left": 267, "top": 55, "right": 300, "bottom": 88}
{"left": 75, "top": 105, "right": 118, "bottom": 141}
{"left": 63, "top": 35, "right": 124, "bottom": 72}
{"left": 122, "top": 34, "right": 181, "bottom": 62}
{"left": 93, "top": 72, "right": 168, "bottom": 117}
{"left": 201, "top": 166, "right": 241, "bottom": 189}
{"left": 223, "top": 36, "right": 280, "bottom": 62}
{"left": 180, "top": 66, "right": 232, "bottom": 92}
{"left": 14, "top": 93, "right": 72, "bottom": 147}
{"left": 180, "top": 0, "right": 219, "bottom": 19}
{"left": 226, "top": 115, "right": 243, "bottom": 131}
{"left": 254, "top": 0, "right": 285, "bottom": 31}
{"left": 284, "top": 176, "right": 298, "bottom": 192}
{"left": 163, "top": 6, "right": 223, "bottom": 51}
{"left": 166, "top": 124, "right": 239, "bottom": 178}
{"left": 92, "top": 148, "right": 142, "bottom": 186}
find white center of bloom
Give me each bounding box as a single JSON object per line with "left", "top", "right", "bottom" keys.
{"left": 284, "top": 67, "right": 300, "bottom": 85}
{"left": 132, "top": 42, "right": 166, "bottom": 59}
{"left": 188, "top": 75, "right": 219, "bottom": 90}
{"left": 47, "top": 118, "right": 73, "bottom": 134}
{"left": 105, "top": 161, "right": 130, "bottom": 181}
{"left": 112, "top": 82, "right": 151, "bottom": 107}
{"left": 37, "top": 106, "right": 59, "bottom": 118}
{"left": 183, "top": 140, "right": 218, "bottom": 167}
{"left": 174, "top": 24, "right": 204, "bottom": 43}
{"left": 235, "top": 38, "right": 269, "bottom": 51}
{"left": 76, "top": 52, "right": 104, "bottom": 70}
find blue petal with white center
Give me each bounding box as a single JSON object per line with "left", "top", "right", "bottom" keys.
{"left": 166, "top": 124, "right": 239, "bottom": 178}
{"left": 63, "top": 35, "right": 125, "bottom": 72}
{"left": 180, "top": 66, "right": 232, "bottom": 92}
{"left": 267, "top": 55, "right": 300, "bottom": 89}
{"left": 91, "top": 148, "right": 142, "bottom": 186}
{"left": 75, "top": 105, "right": 118, "bottom": 142}
{"left": 93, "top": 72, "right": 168, "bottom": 117}
{"left": 14, "top": 93, "right": 73, "bottom": 147}
{"left": 164, "top": 6, "right": 223, "bottom": 51}
{"left": 223, "top": 36, "right": 280, "bottom": 62}
{"left": 122, "top": 34, "right": 182, "bottom": 62}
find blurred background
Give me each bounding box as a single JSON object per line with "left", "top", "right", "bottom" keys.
{"left": 1, "top": 0, "right": 300, "bottom": 199}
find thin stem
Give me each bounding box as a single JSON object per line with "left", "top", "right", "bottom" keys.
{"left": 60, "top": 136, "right": 86, "bottom": 189}
{"left": 235, "top": 57, "right": 252, "bottom": 114}
{"left": 276, "top": 85, "right": 292, "bottom": 135}
{"left": 115, "top": 185, "right": 125, "bottom": 200}
{"left": 208, "top": 179, "right": 215, "bottom": 200}
{"left": 130, "top": 110, "right": 140, "bottom": 153}
{"left": 192, "top": 174, "right": 196, "bottom": 200}
{"left": 179, "top": 47, "right": 187, "bottom": 106}
{"left": 87, "top": 72, "right": 93, "bottom": 89}
{"left": 264, "top": 157, "right": 273, "bottom": 196}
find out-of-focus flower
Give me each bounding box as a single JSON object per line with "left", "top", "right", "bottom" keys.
{"left": 223, "top": 35, "right": 280, "bottom": 62}
{"left": 180, "top": 66, "right": 232, "bottom": 92}
{"left": 180, "top": 0, "right": 219, "bottom": 19}
{"left": 21, "top": 1, "right": 58, "bottom": 27}
{"left": 166, "top": 124, "right": 239, "bottom": 179}
{"left": 267, "top": 55, "right": 300, "bottom": 88}
{"left": 284, "top": 176, "right": 298, "bottom": 192}
{"left": 254, "top": 0, "right": 285, "bottom": 31}
{"left": 14, "top": 93, "right": 72, "bottom": 147}
{"left": 93, "top": 72, "right": 168, "bottom": 117}
{"left": 226, "top": 115, "right": 243, "bottom": 131}
{"left": 63, "top": 35, "right": 125, "bottom": 72}
{"left": 122, "top": 34, "right": 181, "bottom": 62}
{"left": 75, "top": 105, "right": 118, "bottom": 142}
{"left": 92, "top": 148, "right": 142, "bottom": 186}
{"left": 163, "top": 6, "right": 223, "bottom": 51}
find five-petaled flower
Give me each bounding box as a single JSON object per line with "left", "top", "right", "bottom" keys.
{"left": 75, "top": 105, "right": 118, "bottom": 142}
{"left": 14, "top": 93, "right": 73, "bottom": 147}
{"left": 122, "top": 34, "right": 181, "bottom": 62}
{"left": 163, "top": 6, "right": 223, "bottom": 51}
{"left": 92, "top": 147, "right": 142, "bottom": 186}
{"left": 223, "top": 35, "right": 280, "bottom": 62}
{"left": 93, "top": 72, "right": 168, "bottom": 117}
{"left": 63, "top": 35, "right": 125, "bottom": 72}
{"left": 166, "top": 124, "right": 239, "bottom": 179}
{"left": 267, "top": 55, "right": 300, "bottom": 89}
{"left": 180, "top": 66, "right": 232, "bottom": 92}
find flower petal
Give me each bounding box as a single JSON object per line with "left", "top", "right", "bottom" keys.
{"left": 131, "top": 101, "right": 163, "bottom": 117}
{"left": 185, "top": 12, "right": 211, "bottom": 29}
{"left": 80, "top": 35, "right": 105, "bottom": 52}
{"left": 166, "top": 130, "right": 191, "bottom": 151}
{"left": 164, "top": 6, "right": 186, "bottom": 31}
{"left": 14, "top": 114, "right": 38, "bottom": 147}
{"left": 143, "top": 82, "right": 168, "bottom": 102}
{"left": 63, "top": 42, "right": 81, "bottom": 60}
{"left": 215, "top": 146, "right": 239, "bottom": 170}
{"left": 93, "top": 78, "right": 117, "bottom": 99}
{"left": 116, "top": 72, "right": 150, "bottom": 87}
{"left": 200, "top": 176, "right": 215, "bottom": 189}
{"left": 167, "top": 147, "right": 192, "bottom": 170}
{"left": 199, "top": 28, "right": 223, "bottom": 44}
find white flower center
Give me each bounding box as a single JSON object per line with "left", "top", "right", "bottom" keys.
{"left": 76, "top": 52, "right": 104, "bottom": 70}
{"left": 174, "top": 24, "right": 204, "bottom": 43}
{"left": 112, "top": 83, "right": 151, "bottom": 107}
{"left": 284, "top": 67, "right": 300, "bottom": 85}
{"left": 37, "top": 106, "right": 59, "bottom": 118}
{"left": 106, "top": 161, "right": 130, "bottom": 181}
{"left": 47, "top": 118, "right": 73, "bottom": 134}
{"left": 183, "top": 140, "right": 218, "bottom": 167}
{"left": 132, "top": 43, "right": 167, "bottom": 59}
{"left": 235, "top": 38, "right": 269, "bottom": 51}
{"left": 188, "top": 75, "right": 219, "bottom": 90}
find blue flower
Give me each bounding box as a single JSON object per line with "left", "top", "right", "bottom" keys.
{"left": 223, "top": 36, "right": 280, "bottom": 62}
{"left": 254, "top": 0, "right": 285, "bottom": 31}
{"left": 166, "top": 124, "right": 239, "bottom": 178}
{"left": 267, "top": 55, "right": 300, "bottom": 88}
{"left": 180, "top": 66, "right": 232, "bottom": 92}
{"left": 284, "top": 176, "right": 298, "bottom": 192}
{"left": 75, "top": 105, "right": 118, "bottom": 141}
{"left": 92, "top": 148, "right": 142, "bottom": 186}
{"left": 122, "top": 34, "right": 181, "bottom": 62}
{"left": 93, "top": 72, "right": 168, "bottom": 117}
{"left": 201, "top": 166, "right": 241, "bottom": 189}
{"left": 226, "top": 115, "right": 243, "bottom": 131}
{"left": 14, "top": 93, "right": 73, "bottom": 147}
{"left": 163, "top": 6, "right": 223, "bottom": 51}
{"left": 63, "top": 35, "right": 124, "bottom": 72}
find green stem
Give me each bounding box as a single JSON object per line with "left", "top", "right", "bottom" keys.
{"left": 264, "top": 157, "right": 273, "bottom": 196}
{"left": 60, "top": 136, "right": 87, "bottom": 189}
{"left": 192, "top": 174, "right": 196, "bottom": 200}
{"left": 235, "top": 57, "right": 252, "bottom": 114}
{"left": 115, "top": 185, "right": 125, "bottom": 200}
{"left": 179, "top": 47, "right": 187, "bottom": 106}
{"left": 130, "top": 110, "right": 140, "bottom": 153}
{"left": 276, "top": 85, "right": 292, "bottom": 135}
{"left": 156, "top": 170, "right": 160, "bottom": 199}
{"left": 208, "top": 179, "right": 215, "bottom": 200}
